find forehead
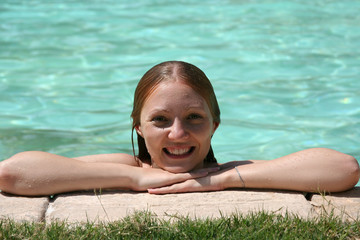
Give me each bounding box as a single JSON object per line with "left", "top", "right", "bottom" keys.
{"left": 143, "top": 81, "right": 208, "bottom": 109}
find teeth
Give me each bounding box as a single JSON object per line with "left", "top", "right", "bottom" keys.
{"left": 167, "top": 147, "right": 191, "bottom": 155}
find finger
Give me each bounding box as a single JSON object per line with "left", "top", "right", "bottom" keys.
{"left": 193, "top": 167, "right": 220, "bottom": 174}
{"left": 174, "top": 167, "right": 218, "bottom": 182}
{"left": 148, "top": 180, "right": 198, "bottom": 194}
{"left": 167, "top": 168, "right": 214, "bottom": 186}
{"left": 147, "top": 186, "right": 174, "bottom": 194}
{"left": 187, "top": 167, "right": 220, "bottom": 179}
{"left": 144, "top": 167, "right": 219, "bottom": 190}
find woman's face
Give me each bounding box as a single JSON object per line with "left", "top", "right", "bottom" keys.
{"left": 136, "top": 80, "right": 218, "bottom": 173}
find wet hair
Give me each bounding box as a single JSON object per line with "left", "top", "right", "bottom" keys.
{"left": 131, "top": 61, "right": 221, "bottom": 165}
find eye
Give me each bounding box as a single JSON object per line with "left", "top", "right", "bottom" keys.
{"left": 187, "top": 113, "right": 203, "bottom": 120}
{"left": 151, "top": 116, "right": 168, "bottom": 122}
{"left": 151, "top": 115, "right": 170, "bottom": 128}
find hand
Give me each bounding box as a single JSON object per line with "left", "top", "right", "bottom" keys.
{"left": 131, "top": 166, "right": 220, "bottom": 191}
{"left": 147, "top": 168, "right": 232, "bottom": 194}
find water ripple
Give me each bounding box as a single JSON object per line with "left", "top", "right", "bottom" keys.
{"left": 1, "top": 0, "right": 359, "bottom": 173}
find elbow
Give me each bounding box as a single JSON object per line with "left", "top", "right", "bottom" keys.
{"left": 0, "top": 152, "right": 35, "bottom": 195}
{"left": 337, "top": 154, "right": 359, "bottom": 192}
{"left": 348, "top": 155, "right": 360, "bottom": 186}
{"left": 1, "top": 151, "right": 53, "bottom": 196}
{"left": 0, "top": 160, "right": 17, "bottom": 194}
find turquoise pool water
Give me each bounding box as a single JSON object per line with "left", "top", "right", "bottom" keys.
{"left": 0, "top": 1, "right": 359, "bottom": 184}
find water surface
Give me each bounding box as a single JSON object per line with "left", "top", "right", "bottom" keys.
{"left": 1, "top": 1, "right": 359, "bottom": 184}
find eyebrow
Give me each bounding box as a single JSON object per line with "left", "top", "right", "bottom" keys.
{"left": 148, "top": 104, "right": 206, "bottom": 115}
{"left": 148, "top": 108, "right": 170, "bottom": 115}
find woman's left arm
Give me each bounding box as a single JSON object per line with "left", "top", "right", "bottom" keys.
{"left": 148, "top": 148, "right": 360, "bottom": 194}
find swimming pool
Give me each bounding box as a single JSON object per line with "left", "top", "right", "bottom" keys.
{"left": 0, "top": 1, "right": 359, "bottom": 184}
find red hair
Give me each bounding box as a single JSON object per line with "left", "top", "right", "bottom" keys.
{"left": 131, "top": 61, "right": 220, "bottom": 164}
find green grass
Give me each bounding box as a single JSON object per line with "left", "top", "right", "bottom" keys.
{"left": 1, "top": 211, "right": 359, "bottom": 240}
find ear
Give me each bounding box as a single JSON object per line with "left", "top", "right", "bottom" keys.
{"left": 212, "top": 122, "right": 219, "bottom": 134}
{"left": 135, "top": 125, "right": 144, "bottom": 137}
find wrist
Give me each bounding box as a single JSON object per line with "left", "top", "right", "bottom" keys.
{"left": 129, "top": 167, "right": 143, "bottom": 191}
{"left": 234, "top": 166, "right": 245, "bottom": 188}
{"left": 224, "top": 167, "right": 246, "bottom": 189}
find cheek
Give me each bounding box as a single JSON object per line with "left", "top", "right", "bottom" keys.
{"left": 142, "top": 126, "right": 164, "bottom": 150}
{"left": 189, "top": 122, "right": 213, "bottom": 138}
{"left": 143, "top": 125, "right": 162, "bottom": 139}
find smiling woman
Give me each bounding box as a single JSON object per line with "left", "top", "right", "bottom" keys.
{"left": 135, "top": 81, "right": 217, "bottom": 173}
{"left": 0, "top": 61, "right": 359, "bottom": 196}
{"left": 132, "top": 61, "right": 219, "bottom": 173}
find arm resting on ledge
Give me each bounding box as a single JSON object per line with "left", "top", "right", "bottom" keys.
{"left": 148, "top": 148, "right": 360, "bottom": 194}
{"left": 1, "top": 148, "right": 359, "bottom": 196}
{"left": 230, "top": 148, "right": 360, "bottom": 193}
{"left": 0, "top": 151, "right": 211, "bottom": 196}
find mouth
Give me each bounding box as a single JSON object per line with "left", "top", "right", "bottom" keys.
{"left": 163, "top": 146, "right": 195, "bottom": 159}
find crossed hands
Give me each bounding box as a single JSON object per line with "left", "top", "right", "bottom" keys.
{"left": 131, "top": 162, "right": 241, "bottom": 194}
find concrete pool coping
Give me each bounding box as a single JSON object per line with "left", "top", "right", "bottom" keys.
{"left": 1, "top": 187, "right": 359, "bottom": 223}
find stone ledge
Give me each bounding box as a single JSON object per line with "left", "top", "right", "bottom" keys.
{"left": 0, "top": 193, "right": 49, "bottom": 222}
{"left": 45, "top": 190, "right": 312, "bottom": 223}
{"left": 310, "top": 187, "right": 360, "bottom": 221}
{"left": 1, "top": 187, "right": 359, "bottom": 223}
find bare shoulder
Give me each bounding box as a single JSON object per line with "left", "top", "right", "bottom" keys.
{"left": 73, "top": 153, "right": 139, "bottom": 166}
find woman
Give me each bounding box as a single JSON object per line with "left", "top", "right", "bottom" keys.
{"left": 0, "top": 61, "right": 359, "bottom": 196}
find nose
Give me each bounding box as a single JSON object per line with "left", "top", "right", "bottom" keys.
{"left": 168, "top": 118, "right": 189, "bottom": 140}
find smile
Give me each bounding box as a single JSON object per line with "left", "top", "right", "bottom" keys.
{"left": 163, "top": 147, "right": 195, "bottom": 158}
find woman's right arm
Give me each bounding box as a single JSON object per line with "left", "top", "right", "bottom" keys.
{"left": 0, "top": 151, "right": 211, "bottom": 196}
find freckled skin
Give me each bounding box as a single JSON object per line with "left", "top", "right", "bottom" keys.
{"left": 136, "top": 81, "right": 218, "bottom": 173}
